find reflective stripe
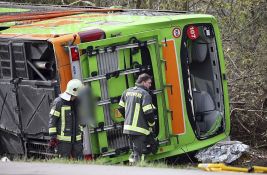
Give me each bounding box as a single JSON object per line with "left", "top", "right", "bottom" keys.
{"left": 57, "top": 135, "right": 81, "bottom": 142}
{"left": 126, "top": 92, "right": 142, "bottom": 98}
{"left": 143, "top": 104, "right": 153, "bottom": 112}
{"left": 132, "top": 103, "right": 140, "bottom": 127}
{"left": 152, "top": 104, "right": 156, "bottom": 109}
{"left": 49, "top": 127, "right": 57, "bottom": 133}
{"left": 57, "top": 135, "right": 71, "bottom": 142}
{"left": 50, "top": 109, "right": 60, "bottom": 117}
{"left": 119, "top": 100, "right": 125, "bottom": 107}
{"left": 76, "top": 134, "right": 82, "bottom": 141}
{"left": 148, "top": 121, "right": 155, "bottom": 127}
{"left": 79, "top": 125, "right": 83, "bottom": 131}
{"left": 124, "top": 125, "right": 150, "bottom": 135}
{"left": 61, "top": 106, "right": 71, "bottom": 136}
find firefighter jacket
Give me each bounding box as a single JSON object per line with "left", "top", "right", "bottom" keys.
{"left": 119, "top": 85, "right": 156, "bottom": 135}
{"left": 48, "top": 97, "right": 82, "bottom": 142}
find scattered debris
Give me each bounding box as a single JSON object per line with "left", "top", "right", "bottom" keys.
{"left": 1, "top": 157, "right": 11, "bottom": 162}
{"left": 195, "top": 141, "right": 249, "bottom": 163}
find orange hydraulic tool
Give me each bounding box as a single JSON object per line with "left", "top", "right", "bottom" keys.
{"left": 198, "top": 163, "right": 267, "bottom": 173}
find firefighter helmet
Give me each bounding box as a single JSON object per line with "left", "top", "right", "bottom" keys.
{"left": 65, "top": 79, "right": 83, "bottom": 96}
{"left": 60, "top": 79, "right": 83, "bottom": 101}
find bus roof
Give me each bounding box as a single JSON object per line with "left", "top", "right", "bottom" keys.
{"left": 0, "top": 11, "right": 214, "bottom": 35}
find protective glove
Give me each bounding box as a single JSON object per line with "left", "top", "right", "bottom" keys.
{"left": 146, "top": 134, "right": 159, "bottom": 154}
{"left": 48, "top": 137, "right": 59, "bottom": 148}
{"left": 149, "top": 127, "right": 157, "bottom": 138}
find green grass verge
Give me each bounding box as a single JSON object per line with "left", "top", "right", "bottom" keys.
{"left": 14, "top": 156, "right": 196, "bottom": 170}
{"left": 0, "top": 7, "right": 30, "bottom": 13}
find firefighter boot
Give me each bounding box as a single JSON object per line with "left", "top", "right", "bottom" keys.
{"left": 129, "top": 152, "right": 141, "bottom": 166}
{"left": 140, "top": 154, "right": 146, "bottom": 165}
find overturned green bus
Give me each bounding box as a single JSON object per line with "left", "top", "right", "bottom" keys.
{"left": 0, "top": 8, "right": 230, "bottom": 163}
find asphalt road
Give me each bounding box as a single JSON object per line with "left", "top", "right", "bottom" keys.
{"left": 0, "top": 162, "right": 263, "bottom": 175}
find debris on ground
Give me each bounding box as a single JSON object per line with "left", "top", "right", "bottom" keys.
{"left": 1, "top": 157, "right": 11, "bottom": 162}
{"left": 195, "top": 141, "right": 249, "bottom": 163}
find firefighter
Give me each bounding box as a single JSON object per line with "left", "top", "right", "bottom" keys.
{"left": 118, "top": 73, "right": 157, "bottom": 164}
{"left": 48, "top": 79, "right": 84, "bottom": 159}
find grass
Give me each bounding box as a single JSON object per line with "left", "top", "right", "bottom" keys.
{"left": 13, "top": 156, "right": 196, "bottom": 171}
{"left": 0, "top": 7, "right": 30, "bottom": 13}
{"left": 135, "top": 160, "right": 169, "bottom": 168}
{"left": 8, "top": 152, "right": 196, "bottom": 170}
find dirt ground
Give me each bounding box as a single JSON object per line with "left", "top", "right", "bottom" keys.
{"left": 232, "top": 149, "right": 267, "bottom": 167}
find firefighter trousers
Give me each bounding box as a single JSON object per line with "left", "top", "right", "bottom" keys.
{"left": 56, "top": 141, "right": 83, "bottom": 159}
{"left": 129, "top": 135, "right": 148, "bottom": 162}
